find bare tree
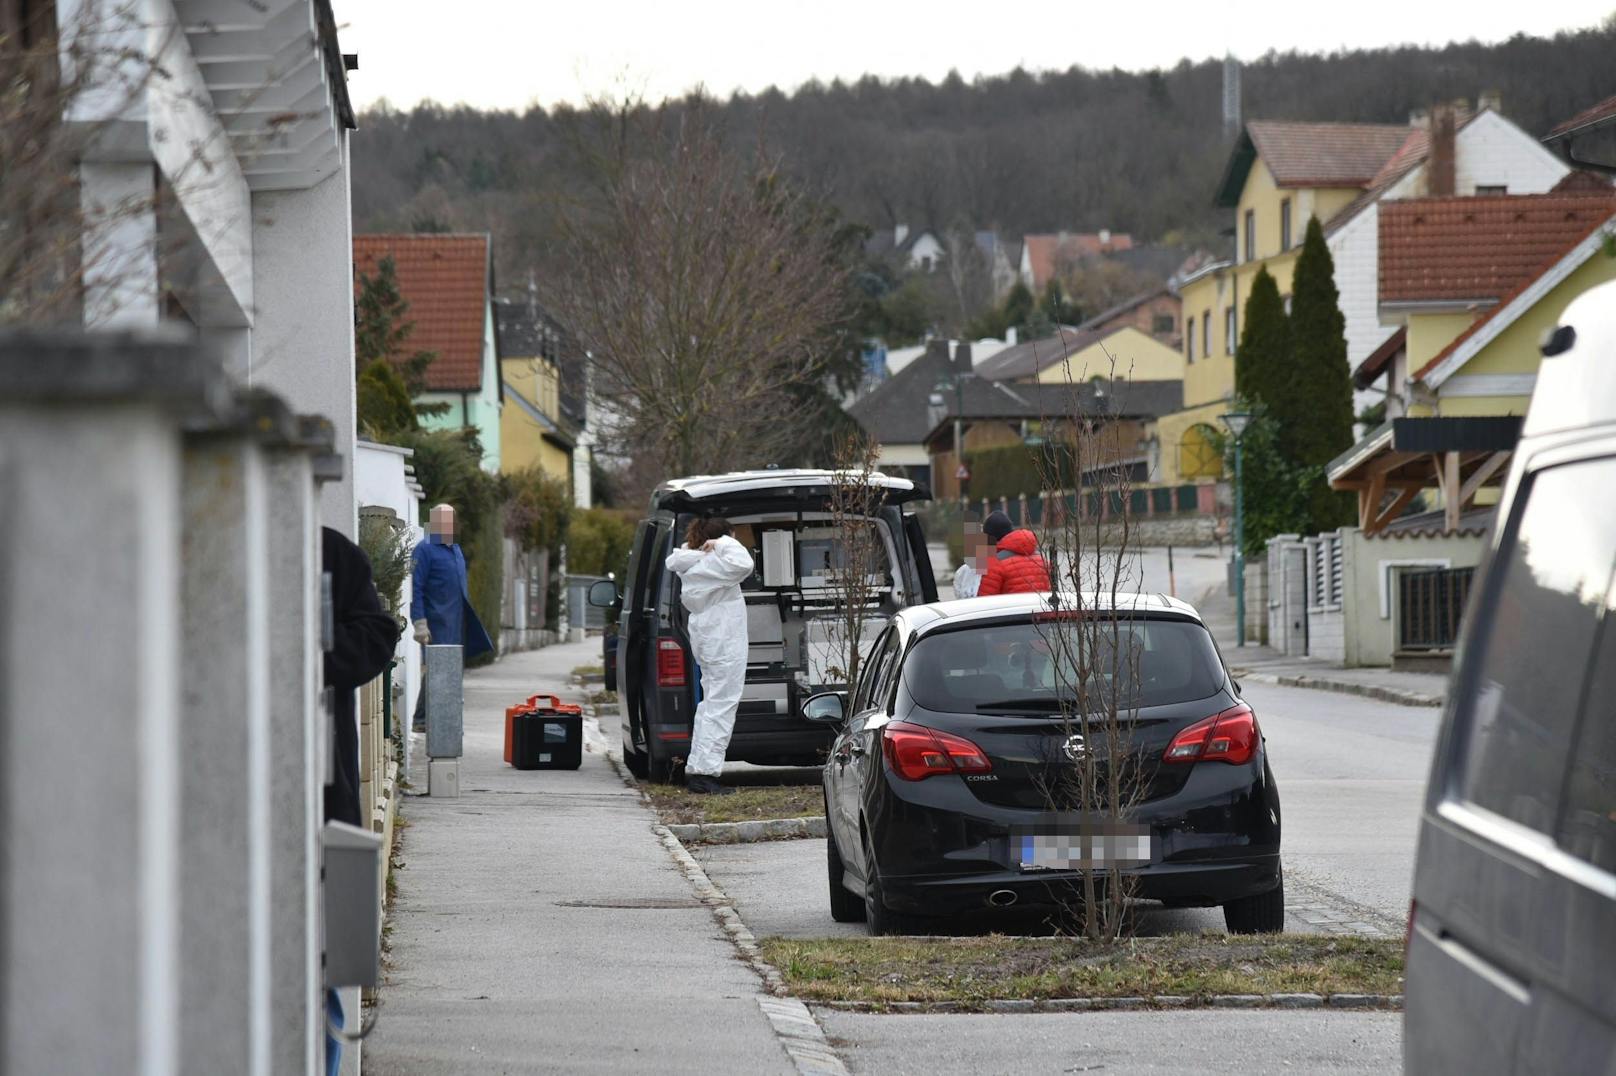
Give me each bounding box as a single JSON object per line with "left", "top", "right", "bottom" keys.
{"left": 1031, "top": 351, "right": 1154, "bottom": 941}
{"left": 823, "top": 431, "right": 889, "bottom": 692}
{"left": 551, "top": 103, "right": 851, "bottom": 476}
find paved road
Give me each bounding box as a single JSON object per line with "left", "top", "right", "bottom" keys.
{"left": 819, "top": 1009, "right": 1400, "bottom": 1075}
{"left": 704, "top": 679, "right": 1437, "bottom": 940}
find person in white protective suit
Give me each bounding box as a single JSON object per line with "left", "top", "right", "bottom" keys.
{"left": 665, "top": 515, "right": 755, "bottom": 795}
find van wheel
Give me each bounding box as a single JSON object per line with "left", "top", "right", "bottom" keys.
{"left": 863, "top": 828, "right": 932, "bottom": 936}
{"left": 622, "top": 737, "right": 649, "bottom": 780}
{"left": 825, "top": 796, "right": 865, "bottom": 923}
{"left": 1224, "top": 866, "right": 1285, "bottom": 934}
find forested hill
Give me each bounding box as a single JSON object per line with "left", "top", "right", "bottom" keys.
{"left": 350, "top": 24, "right": 1616, "bottom": 281}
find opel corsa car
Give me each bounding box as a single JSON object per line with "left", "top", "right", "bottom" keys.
{"left": 805, "top": 591, "right": 1283, "bottom": 935}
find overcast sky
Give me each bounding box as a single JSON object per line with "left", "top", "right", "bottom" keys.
{"left": 335, "top": 1, "right": 1612, "bottom": 113}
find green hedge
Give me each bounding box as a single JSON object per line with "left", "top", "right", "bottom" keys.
{"left": 568, "top": 508, "right": 639, "bottom": 578}
{"left": 965, "top": 442, "right": 1075, "bottom": 502}
{"left": 463, "top": 503, "right": 504, "bottom": 667}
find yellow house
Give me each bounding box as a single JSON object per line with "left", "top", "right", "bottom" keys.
{"left": 1155, "top": 107, "right": 1572, "bottom": 485}
{"left": 495, "top": 295, "right": 579, "bottom": 493}
{"left": 1031, "top": 325, "right": 1184, "bottom": 385}
{"left": 1333, "top": 186, "right": 1616, "bottom": 532}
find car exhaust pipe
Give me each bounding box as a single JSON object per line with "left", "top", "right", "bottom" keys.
{"left": 987, "top": 889, "right": 1018, "bottom": 908}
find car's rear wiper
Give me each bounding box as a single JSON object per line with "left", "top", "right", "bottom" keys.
{"left": 973, "top": 698, "right": 1066, "bottom": 712}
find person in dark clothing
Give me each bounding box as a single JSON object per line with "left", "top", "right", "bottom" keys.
{"left": 977, "top": 509, "right": 1052, "bottom": 596}
{"left": 322, "top": 526, "right": 403, "bottom": 828}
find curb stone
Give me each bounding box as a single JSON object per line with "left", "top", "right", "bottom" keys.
{"left": 811, "top": 993, "right": 1403, "bottom": 1014}
{"left": 1231, "top": 669, "right": 1443, "bottom": 708}
{"left": 666, "top": 816, "right": 828, "bottom": 844}
{"left": 595, "top": 722, "right": 849, "bottom": 1076}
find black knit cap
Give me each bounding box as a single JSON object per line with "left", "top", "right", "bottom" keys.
{"left": 983, "top": 510, "right": 1013, "bottom": 542}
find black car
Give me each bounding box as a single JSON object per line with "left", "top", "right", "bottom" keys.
{"left": 589, "top": 469, "right": 937, "bottom": 782}
{"left": 805, "top": 592, "right": 1283, "bottom": 935}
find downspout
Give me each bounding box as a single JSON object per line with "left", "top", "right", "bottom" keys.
{"left": 461, "top": 392, "right": 470, "bottom": 427}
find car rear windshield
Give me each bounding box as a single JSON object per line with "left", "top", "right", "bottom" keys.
{"left": 902, "top": 617, "right": 1227, "bottom": 712}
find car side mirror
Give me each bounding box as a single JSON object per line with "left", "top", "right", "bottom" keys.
{"left": 587, "top": 579, "right": 621, "bottom": 609}
{"left": 801, "top": 691, "right": 846, "bottom": 725}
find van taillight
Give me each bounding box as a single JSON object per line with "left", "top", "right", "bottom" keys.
{"left": 657, "top": 639, "right": 687, "bottom": 687}
{"left": 881, "top": 721, "right": 992, "bottom": 781}
{"left": 1163, "top": 704, "right": 1258, "bottom": 765}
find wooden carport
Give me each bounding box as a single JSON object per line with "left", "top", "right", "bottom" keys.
{"left": 1327, "top": 417, "right": 1522, "bottom": 536}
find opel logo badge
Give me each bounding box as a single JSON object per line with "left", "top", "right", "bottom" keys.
{"left": 1062, "top": 733, "right": 1086, "bottom": 761}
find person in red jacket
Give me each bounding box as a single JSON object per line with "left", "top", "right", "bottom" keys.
{"left": 977, "top": 510, "right": 1052, "bottom": 595}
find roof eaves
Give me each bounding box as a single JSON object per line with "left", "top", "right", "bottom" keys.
{"left": 1213, "top": 129, "right": 1258, "bottom": 208}
{"left": 1353, "top": 327, "right": 1407, "bottom": 389}
{"left": 1417, "top": 216, "right": 1616, "bottom": 386}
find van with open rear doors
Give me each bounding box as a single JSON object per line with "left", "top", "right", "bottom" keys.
{"left": 590, "top": 469, "right": 937, "bottom": 782}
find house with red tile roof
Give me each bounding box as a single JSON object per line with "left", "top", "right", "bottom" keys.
{"left": 354, "top": 233, "right": 503, "bottom": 472}
{"left": 1017, "top": 231, "right": 1133, "bottom": 292}
{"left": 1157, "top": 99, "right": 1571, "bottom": 488}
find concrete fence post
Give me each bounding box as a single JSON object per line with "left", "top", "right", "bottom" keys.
{"left": 0, "top": 334, "right": 231, "bottom": 1076}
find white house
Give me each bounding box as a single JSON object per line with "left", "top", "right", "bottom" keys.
{"left": 5, "top": 4, "right": 375, "bottom": 1074}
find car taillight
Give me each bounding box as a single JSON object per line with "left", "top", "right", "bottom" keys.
{"left": 881, "top": 721, "right": 992, "bottom": 781}
{"left": 657, "top": 639, "right": 687, "bottom": 687}
{"left": 1163, "top": 703, "right": 1258, "bottom": 765}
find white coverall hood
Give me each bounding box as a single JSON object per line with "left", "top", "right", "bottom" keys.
{"left": 665, "top": 534, "right": 754, "bottom": 776}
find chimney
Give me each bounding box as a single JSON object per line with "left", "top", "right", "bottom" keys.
{"left": 1099, "top": 228, "right": 1111, "bottom": 246}
{"left": 1477, "top": 90, "right": 1502, "bottom": 114}
{"left": 951, "top": 340, "right": 973, "bottom": 375}
{"left": 1006, "top": 326, "right": 1018, "bottom": 346}
{"left": 1429, "top": 105, "right": 1457, "bottom": 197}
{"left": 894, "top": 223, "right": 910, "bottom": 246}
{"left": 1409, "top": 107, "right": 1430, "bottom": 129}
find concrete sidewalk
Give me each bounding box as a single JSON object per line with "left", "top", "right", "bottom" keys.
{"left": 365, "top": 640, "right": 795, "bottom": 1074}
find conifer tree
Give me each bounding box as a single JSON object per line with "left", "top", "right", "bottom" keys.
{"left": 1288, "top": 216, "right": 1356, "bottom": 530}
{"left": 354, "top": 255, "right": 448, "bottom": 423}
{"left": 1234, "top": 266, "right": 1288, "bottom": 409}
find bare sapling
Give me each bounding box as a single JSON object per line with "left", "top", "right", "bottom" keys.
{"left": 1030, "top": 348, "right": 1153, "bottom": 941}
{"left": 823, "top": 431, "right": 888, "bottom": 696}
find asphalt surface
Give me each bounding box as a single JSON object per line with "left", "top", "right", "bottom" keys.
{"left": 819, "top": 1009, "right": 1401, "bottom": 1075}
{"left": 367, "top": 640, "right": 795, "bottom": 1075}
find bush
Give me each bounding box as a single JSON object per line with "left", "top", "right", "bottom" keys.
{"left": 506, "top": 466, "right": 571, "bottom": 557}
{"left": 357, "top": 513, "right": 411, "bottom": 619}
{"left": 568, "top": 508, "right": 639, "bottom": 578}
{"left": 965, "top": 442, "right": 1076, "bottom": 502}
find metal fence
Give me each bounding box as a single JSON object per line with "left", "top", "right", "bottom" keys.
{"left": 1398, "top": 566, "right": 1476, "bottom": 652}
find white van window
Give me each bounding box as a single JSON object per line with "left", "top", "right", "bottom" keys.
{"left": 1455, "top": 459, "right": 1616, "bottom": 835}
{"left": 1561, "top": 617, "right": 1616, "bottom": 873}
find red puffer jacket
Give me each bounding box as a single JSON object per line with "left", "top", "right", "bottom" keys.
{"left": 977, "top": 529, "right": 1052, "bottom": 596}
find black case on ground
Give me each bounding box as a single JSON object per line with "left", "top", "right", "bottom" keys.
{"left": 511, "top": 711, "right": 583, "bottom": 770}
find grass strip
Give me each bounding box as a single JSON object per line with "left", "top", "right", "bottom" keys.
{"left": 759, "top": 933, "right": 1402, "bottom": 1008}
{"left": 643, "top": 782, "right": 824, "bottom": 826}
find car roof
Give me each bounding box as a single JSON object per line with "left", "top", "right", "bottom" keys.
{"left": 652, "top": 468, "right": 925, "bottom": 508}
{"left": 897, "top": 590, "right": 1204, "bottom": 637}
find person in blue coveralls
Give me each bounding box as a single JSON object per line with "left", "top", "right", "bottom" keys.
{"left": 410, "top": 503, "right": 494, "bottom": 729}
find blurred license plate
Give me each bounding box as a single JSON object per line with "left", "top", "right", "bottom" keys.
{"left": 1017, "top": 828, "right": 1151, "bottom": 871}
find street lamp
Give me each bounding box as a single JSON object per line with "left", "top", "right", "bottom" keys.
{"left": 1220, "top": 411, "right": 1252, "bottom": 647}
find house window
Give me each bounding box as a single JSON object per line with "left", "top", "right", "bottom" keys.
{"left": 1476, "top": 184, "right": 1507, "bottom": 195}
{"left": 1280, "top": 199, "right": 1292, "bottom": 251}
{"left": 1186, "top": 319, "right": 1195, "bottom": 363}
{"left": 1201, "top": 311, "right": 1211, "bottom": 358}
{"left": 1225, "top": 306, "right": 1236, "bottom": 355}
{"left": 1244, "top": 209, "right": 1255, "bottom": 262}
{"left": 1152, "top": 313, "right": 1175, "bottom": 336}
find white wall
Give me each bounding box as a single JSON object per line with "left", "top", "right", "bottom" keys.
{"left": 1452, "top": 110, "right": 1569, "bottom": 198}
{"left": 250, "top": 145, "right": 358, "bottom": 535}
{"left": 355, "top": 441, "right": 424, "bottom": 720}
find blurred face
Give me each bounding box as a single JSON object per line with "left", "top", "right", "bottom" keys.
{"left": 429, "top": 504, "right": 456, "bottom": 541}
{"left": 963, "top": 523, "right": 991, "bottom": 567}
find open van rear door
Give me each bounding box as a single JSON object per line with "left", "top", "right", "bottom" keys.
{"left": 904, "top": 513, "right": 939, "bottom": 603}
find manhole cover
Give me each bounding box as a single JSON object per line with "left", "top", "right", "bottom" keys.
{"left": 555, "top": 897, "right": 705, "bottom": 910}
